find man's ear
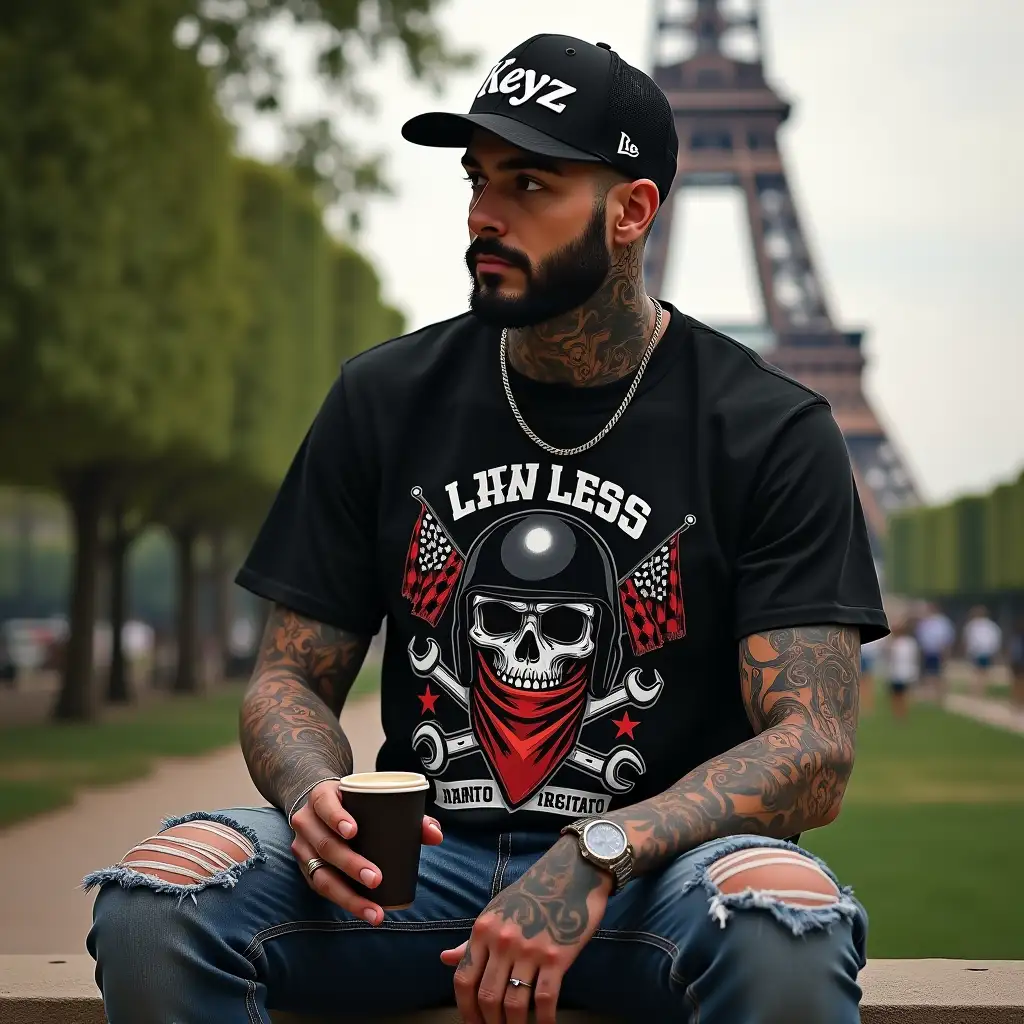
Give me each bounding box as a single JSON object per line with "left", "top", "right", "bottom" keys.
{"left": 609, "top": 178, "right": 660, "bottom": 248}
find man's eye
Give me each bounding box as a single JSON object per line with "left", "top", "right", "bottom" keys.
{"left": 518, "top": 177, "right": 543, "bottom": 192}
{"left": 463, "top": 173, "right": 483, "bottom": 189}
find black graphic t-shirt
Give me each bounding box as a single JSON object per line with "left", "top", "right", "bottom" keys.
{"left": 236, "top": 303, "right": 889, "bottom": 834}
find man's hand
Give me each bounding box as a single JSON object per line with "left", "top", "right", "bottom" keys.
{"left": 290, "top": 779, "right": 444, "bottom": 925}
{"left": 440, "top": 836, "right": 612, "bottom": 1024}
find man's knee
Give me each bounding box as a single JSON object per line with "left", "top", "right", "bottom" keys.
{"left": 707, "top": 845, "right": 841, "bottom": 913}
{"left": 83, "top": 812, "right": 265, "bottom": 896}
{"left": 118, "top": 819, "right": 256, "bottom": 885}
{"left": 685, "top": 844, "right": 865, "bottom": 1023}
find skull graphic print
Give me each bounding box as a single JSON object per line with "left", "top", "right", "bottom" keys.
{"left": 402, "top": 488, "right": 694, "bottom": 816}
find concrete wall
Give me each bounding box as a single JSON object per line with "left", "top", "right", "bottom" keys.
{"left": 2, "top": 956, "right": 1023, "bottom": 1023}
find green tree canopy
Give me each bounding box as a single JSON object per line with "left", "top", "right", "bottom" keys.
{"left": 0, "top": 0, "right": 246, "bottom": 717}
{"left": 178, "top": 0, "right": 475, "bottom": 223}
{"left": 0, "top": 0, "right": 244, "bottom": 484}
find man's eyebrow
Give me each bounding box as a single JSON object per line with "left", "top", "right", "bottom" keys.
{"left": 460, "top": 152, "right": 565, "bottom": 176}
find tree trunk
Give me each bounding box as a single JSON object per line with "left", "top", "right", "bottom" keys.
{"left": 106, "top": 501, "right": 135, "bottom": 704}
{"left": 173, "top": 525, "right": 200, "bottom": 693}
{"left": 210, "top": 529, "right": 233, "bottom": 681}
{"left": 53, "top": 469, "right": 107, "bottom": 721}
{"left": 15, "top": 492, "right": 34, "bottom": 612}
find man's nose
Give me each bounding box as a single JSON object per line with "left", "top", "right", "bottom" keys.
{"left": 468, "top": 181, "right": 506, "bottom": 240}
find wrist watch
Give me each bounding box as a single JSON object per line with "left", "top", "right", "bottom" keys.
{"left": 560, "top": 817, "right": 634, "bottom": 894}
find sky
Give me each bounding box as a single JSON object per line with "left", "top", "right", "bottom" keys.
{"left": 243, "top": 0, "right": 1024, "bottom": 505}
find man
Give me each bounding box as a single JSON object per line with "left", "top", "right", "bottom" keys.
{"left": 962, "top": 605, "right": 1002, "bottom": 695}
{"left": 84, "top": 34, "right": 888, "bottom": 1023}
{"left": 915, "top": 603, "right": 954, "bottom": 703}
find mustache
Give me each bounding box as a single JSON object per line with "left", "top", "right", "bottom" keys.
{"left": 465, "top": 238, "right": 531, "bottom": 275}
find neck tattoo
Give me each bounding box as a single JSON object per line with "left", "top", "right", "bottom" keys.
{"left": 506, "top": 243, "right": 660, "bottom": 388}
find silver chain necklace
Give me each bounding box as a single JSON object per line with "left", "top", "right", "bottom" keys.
{"left": 499, "top": 298, "right": 664, "bottom": 458}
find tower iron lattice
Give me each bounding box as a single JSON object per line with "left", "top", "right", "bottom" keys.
{"left": 645, "top": 0, "right": 919, "bottom": 554}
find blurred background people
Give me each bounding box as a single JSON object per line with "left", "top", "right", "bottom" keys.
{"left": 1009, "top": 615, "right": 1024, "bottom": 716}
{"left": 962, "top": 606, "right": 1003, "bottom": 696}
{"left": 859, "top": 634, "right": 888, "bottom": 715}
{"left": 885, "top": 621, "right": 920, "bottom": 721}
{"left": 915, "top": 603, "right": 955, "bottom": 704}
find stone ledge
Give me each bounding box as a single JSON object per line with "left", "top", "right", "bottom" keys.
{"left": 1, "top": 956, "right": 1022, "bottom": 1023}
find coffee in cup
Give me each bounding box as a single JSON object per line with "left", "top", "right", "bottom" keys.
{"left": 337, "top": 771, "right": 431, "bottom": 910}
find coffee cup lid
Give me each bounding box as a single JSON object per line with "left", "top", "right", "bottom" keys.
{"left": 338, "top": 771, "right": 430, "bottom": 793}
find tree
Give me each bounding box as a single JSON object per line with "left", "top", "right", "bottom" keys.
{"left": 0, "top": 0, "right": 244, "bottom": 719}
{"left": 177, "top": 0, "right": 475, "bottom": 226}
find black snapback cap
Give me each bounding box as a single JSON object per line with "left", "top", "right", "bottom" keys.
{"left": 402, "top": 34, "right": 679, "bottom": 203}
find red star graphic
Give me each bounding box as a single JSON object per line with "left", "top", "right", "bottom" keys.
{"left": 612, "top": 712, "right": 640, "bottom": 740}
{"left": 418, "top": 684, "right": 439, "bottom": 715}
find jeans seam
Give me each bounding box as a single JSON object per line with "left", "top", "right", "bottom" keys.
{"left": 490, "top": 832, "right": 510, "bottom": 899}
{"left": 242, "top": 917, "right": 478, "bottom": 1020}
{"left": 497, "top": 832, "right": 512, "bottom": 893}
{"left": 245, "top": 978, "right": 263, "bottom": 1024}
{"left": 592, "top": 928, "right": 678, "bottom": 957}
{"left": 686, "top": 982, "right": 701, "bottom": 1024}
{"left": 243, "top": 917, "right": 479, "bottom": 959}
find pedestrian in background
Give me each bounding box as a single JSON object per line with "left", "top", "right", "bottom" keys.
{"left": 962, "top": 606, "right": 1002, "bottom": 696}
{"left": 1008, "top": 615, "right": 1024, "bottom": 716}
{"left": 915, "top": 603, "right": 954, "bottom": 704}
{"left": 859, "top": 635, "right": 887, "bottom": 714}
{"left": 886, "top": 621, "right": 920, "bottom": 721}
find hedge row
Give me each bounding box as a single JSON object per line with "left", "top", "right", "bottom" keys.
{"left": 887, "top": 468, "right": 1024, "bottom": 597}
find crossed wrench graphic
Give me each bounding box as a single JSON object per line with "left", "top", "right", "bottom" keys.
{"left": 408, "top": 637, "right": 664, "bottom": 794}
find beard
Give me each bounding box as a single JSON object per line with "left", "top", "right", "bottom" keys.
{"left": 466, "top": 200, "right": 611, "bottom": 328}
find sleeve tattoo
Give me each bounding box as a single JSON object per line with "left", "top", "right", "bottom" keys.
{"left": 238, "top": 604, "right": 371, "bottom": 816}
{"left": 608, "top": 624, "right": 860, "bottom": 876}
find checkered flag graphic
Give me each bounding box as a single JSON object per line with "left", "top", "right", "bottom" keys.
{"left": 401, "top": 489, "right": 464, "bottom": 627}
{"left": 618, "top": 516, "right": 695, "bottom": 656}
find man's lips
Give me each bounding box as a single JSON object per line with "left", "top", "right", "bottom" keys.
{"left": 474, "top": 255, "right": 516, "bottom": 274}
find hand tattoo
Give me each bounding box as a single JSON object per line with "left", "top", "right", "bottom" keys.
{"left": 609, "top": 625, "right": 860, "bottom": 875}
{"left": 507, "top": 225, "right": 660, "bottom": 387}
{"left": 486, "top": 837, "right": 605, "bottom": 945}
{"left": 239, "top": 605, "right": 371, "bottom": 815}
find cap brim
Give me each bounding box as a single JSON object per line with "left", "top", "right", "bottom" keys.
{"left": 401, "top": 111, "right": 603, "bottom": 164}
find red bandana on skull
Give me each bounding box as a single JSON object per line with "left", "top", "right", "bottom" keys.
{"left": 470, "top": 651, "right": 589, "bottom": 808}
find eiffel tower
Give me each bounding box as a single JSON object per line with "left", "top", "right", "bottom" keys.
{"left": 644, "top": 0, "right": 919, "bottom": 560}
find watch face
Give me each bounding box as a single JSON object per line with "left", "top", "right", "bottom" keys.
{"left": 584, "top": 821, "right": 627, "bottom": 860}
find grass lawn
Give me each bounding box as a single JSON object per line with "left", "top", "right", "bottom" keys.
{"left": 0, "top": 665, "right": 381, "bottom": 829}
{"left": 802, "top": 699, "right": 1024, "bottom": 958}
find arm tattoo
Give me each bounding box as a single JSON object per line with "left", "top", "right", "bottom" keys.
{"left": 608, "top": 625, "right": 860, "bottom": 876}
{"left": 486, "top": 836, "right": 605, "bottom": 945}
{"left": 238, "top": 604, "right": 371, "bottom": 815}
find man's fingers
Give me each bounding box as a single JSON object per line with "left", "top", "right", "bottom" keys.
{"left": 421, "top": 814, "right": 444, "bottom": 846}
{"left": 294, "top": 812, "right": 381, "bottom": 890}
{"left": 452, "top": 940, "right": 487, "bottom": 1024}
{"left": 503, "top": 960, "right": 539, "bottom": 1024}
{"left": 440, "top": 940, "right": 467, "bottom": 966}
{"left": 475, "top": 937, "right": 516, "bottom": 1024}
{"left": 290, "top": 833, "right": 383, "bottom": 925}
{"left": 309, "top": 781, "right": 357, "bottom": 839}
{"left": 532, "top": 964, "right": 564, "bottom": 1024}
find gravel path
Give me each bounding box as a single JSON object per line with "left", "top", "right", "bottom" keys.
{"left": 0, "top": 695, "right": 384, "bottom": 955}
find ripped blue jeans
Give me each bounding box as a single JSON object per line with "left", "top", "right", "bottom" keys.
{"left": 84, "top": 807, "right": 868, "bottom": 1023}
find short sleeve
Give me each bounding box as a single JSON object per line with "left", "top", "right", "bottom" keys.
{"left": 732, "top": 401, "right": 889, "bottom": 643}
{"left": 235, "top": 371, "right": 385, "bottom": 635}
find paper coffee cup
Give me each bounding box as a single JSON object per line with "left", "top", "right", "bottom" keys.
{"left": 337, "top": 771, "right": 430, "bottom": 910}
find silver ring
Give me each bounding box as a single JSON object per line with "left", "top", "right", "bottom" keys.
{"left": 304, "top": 857, "right": 327, "bottom": 879}
{"left": 508, "top": 978, "right": 533, "bottom": 989}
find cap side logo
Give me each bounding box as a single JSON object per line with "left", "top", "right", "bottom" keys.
{"left": 476, "top": 57, "right": 577, "bottom": 114}
{"left": 617, "top": 132, "right": 639, "bottom": 158}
